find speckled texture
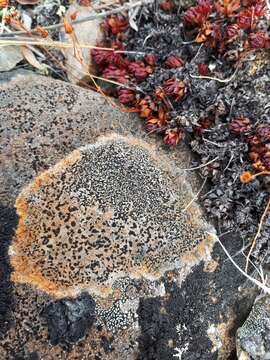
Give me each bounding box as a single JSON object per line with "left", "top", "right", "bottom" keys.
{"left": 0, "top": 70, "right": 200, "bottom": 208}
{"left": 10, "top": 134, "right": 213, "bottom": 298}
{"left": 237, "top": 295, "right": 270, "bottom": 360}
{"left": 0, "top": 71, "right": 258, "bottom": 359}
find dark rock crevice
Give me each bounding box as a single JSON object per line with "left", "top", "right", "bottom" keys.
{"left": 0, "top": 205, "right": 17, "bottom": 337}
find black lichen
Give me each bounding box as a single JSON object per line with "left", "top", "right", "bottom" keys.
{"left": 0, "top": 205, "right": 17, "bottom": 337}
{"left": 42, "top": 292, "right": 96, "bottom": 347}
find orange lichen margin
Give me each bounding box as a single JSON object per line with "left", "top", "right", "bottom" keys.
{"left": 10, "top": 149, "right": 82, "bottom": 298}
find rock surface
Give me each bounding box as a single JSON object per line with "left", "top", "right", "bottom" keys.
{"left": 237, "top": 295, "right": 270, "bottom": 360}
{"left": 10, "top": 134, "right": 213, "bottom": 298}
{"left": 0, "top": 46, "right": 24, "bottom": 72}
{"left": 0, "top": 70, "right": 258, "bottom": 359}
{"left": 0, "top": 69, "right": 149, "bottom": 207}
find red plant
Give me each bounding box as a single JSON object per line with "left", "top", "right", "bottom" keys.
{"left": 254, "top": 1, "right": 266, "bottom": 17}
{"left": 146, "top": 118, "right": 162, "bottom": 132}
{"left": 247, "top": 135, "right": 261, "bottom": 145}
{"left": 138, "top": 97, "right": 157, "bottom": 118}
{"left": 128, "top": 61, "right": 152, "bottom": 82}
{"left": 256, "top": 125, "right": 270, "bottom": 142}
{"left": 102, "top": 15, "right": 129, "bottom": 35}
{"left": 262, "top": 154, "right": 270, "bottom": 169}
{"left": 164, "top": 129, "right": 182, "bottom": 145}
{"left": 229, "top": 117, "right": 251, "bottom": 135}
{"left": 246, "top": 31, "right": 270, "bottom": 49}
{"left": 242, "top": 0, "right": 263, "bottom": 5}
{"left": 118, "top": 89, "right": 136, "bottom": 105}
{"left": 160, "top": 0, "right": 174, "bottom": 12}
{"left": 102, "top": 65, "right": 129, "bottom": 84}
{"left": 198, "top": 63, "right": 209, "bottom": 76}
{"left": 163, "top": 78, "right": 187, "bottom": 101}
{"left": 91, "top": 47, "right": 129, "bottom": 70}
{"left": 164, "top": 55, "right": 184, "bottom": 69}
{"left": 154, "top": 87, "right": 175, "bottom": 111}
{"left": 196, "top": 21, "right": 212, "bottom": 43}
{"left": 237, "top": 9, "right": 253, "bottom": 29}
{"left": 183, "top": 0, "right": 212, "bottom": 27}
{"left": 196, "top": 22, "right": 222, "bottom": 48}
{"left": 195, "top": 118, "right": 213, "bottom": 135}
{"left": 145, "top": 54, "right": 157, "bottom": 66}
{"left": 226, "top": 24, "right": 240, "bottom": 41}
{"left": 238, "top": 3, "right": 265, "bottom": 30}
{"left": 146, "top": 107, "right": 167, "bottom": 132}
{"left": 215, "top": 0, "right": 240, "bottom": 17}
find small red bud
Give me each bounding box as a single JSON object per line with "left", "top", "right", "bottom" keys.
{"left": 164, "top": 129, "right": 182, "bottom": 146}
{"left": 145, "top": 54, "right": 157, "bottom": 66}
{"left": 229, "top": 117, "right": 251, "bottom": 135}
{"left": 197, "top": 63, "right": 208, "bottom": 76}
{"left": 164, "top": 55, "right": 184, "bottom": 69}
{"left": 118, "top": 89, "right": 136, "bottom": 105}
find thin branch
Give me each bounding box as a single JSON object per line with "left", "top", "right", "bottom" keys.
{"left": 0, "top": 38, "right": 115, "bottom": 49}
{"left": 224, "top": 153, "right": 234, "bottom": 172}
{"left": 0, "top": 0, "right": 154, "bottom": 37}
{"left": 180, "top": 156, "right": 219, "bottom": 171}
{"left": 203, "top": 138, "right": 225, "bottom": 148}
{"left": 90, "top": 74, "right": 143, "bottom": 93}
{"left": 245, "top": 196, "right": 270, "bottom": 273}
{"left": 182, "top": 178, "right": 207, "bottom": 212}
{"left": 115, "top": 50, "right": 146, "bottom": 55}
{"left": 190, "top": 67, "right": 238, "bottom": 83}
{"left": 209, "top": 232, "right": 270, "bottom": 295}
{"left": 192, "top": 43, "right": 203, "bottom": 62}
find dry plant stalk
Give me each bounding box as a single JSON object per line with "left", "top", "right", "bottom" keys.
{"left": 0, "top": 0, "right": 155, "bottom": 37}
{"left": 211, "top": 232, "right": 270, "bottom": 295}
{"left": 0, "top": 38, "right": 114, "bottom": 49}
{"left": 245, "top": 196, "right": 270, "bottom": 273}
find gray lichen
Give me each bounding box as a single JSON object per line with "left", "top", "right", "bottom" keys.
{"left": 10, "top": 134, "right": 214, "bottom": 298}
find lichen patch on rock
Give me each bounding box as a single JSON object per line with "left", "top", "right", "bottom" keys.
{"left": 10, "top": 134, "right": 214, "bottom": 298}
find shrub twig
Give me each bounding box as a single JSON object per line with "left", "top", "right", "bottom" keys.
{"left": 209, "top": 232, "right": 270, "bottom": 295}
{"left": 245, "top": 196, "right": 270, "bottom": 273}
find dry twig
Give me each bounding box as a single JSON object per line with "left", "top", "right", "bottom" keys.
{"left": 190, "top": 67, "right": 238, "bottom": 83}
{"left": 210, "top": 232, "right": 270, "bottom": 295}
{"left": 0, "top": 38, "right": 115, "bottom": 49}
{"left": 245, "top": 196, "right": 270, "bottom": 273}
{"left": 180, "top": 156, "right": 219, "bottom": 171}
{"left": 182, "top": 178, "right": 207, "bottom": 212}
{"left": 0, "top": 0, "right": 154, "bottom": 37}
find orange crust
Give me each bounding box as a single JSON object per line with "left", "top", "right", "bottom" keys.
{"left": 10, "top": 149, "right": 82, "bottom": 298}
{"left": 9, "top": 136, "right": 214, "bottom": 299}
{"left": 10, "top": 255, "right": 61, "bottom": 295}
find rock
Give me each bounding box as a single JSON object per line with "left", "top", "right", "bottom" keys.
{"left": 42, "top": 292, "right": 96, "bottom": 345}
{"left": 237, "top": 295, "right": 270, "bottom": 360}
{"left": 10, "top": 134, "right": 214, "bottom": 298}
{"left": 0, "top": 46, "right": 24, "bottom": 72}
{"left": 0, "top": 69, "right": 151, "bottom": 207}
{"left": 0, "top": 70, "right": 258, "bottom": 359}
{"left": 61, "top": 4, "right": 104, "bottom": 84}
